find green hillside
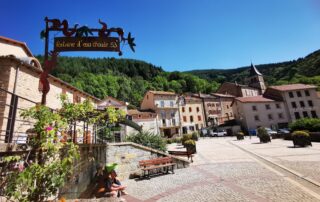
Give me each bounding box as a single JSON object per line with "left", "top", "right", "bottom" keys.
{"left": 36, "top": 49, "right": 320, "bottom": 107}
{"left": 187, "top": 49, "right": 320, "bottom": 88}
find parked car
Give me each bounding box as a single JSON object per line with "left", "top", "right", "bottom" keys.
{"left": 200, "top": 128, "right": 208, "bottom": 136}
{"left": 265, "top": 128, "right": 277, "bottom": 136}
{"left": 212, "top": 129, "right": 227, "bottom": 137}
{"left": 277, "top": 128, "right": 290, "bottom": 135}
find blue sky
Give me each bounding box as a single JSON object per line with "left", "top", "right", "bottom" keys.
{"left": 1, "top": 0, "right": 320, "bottom": 71}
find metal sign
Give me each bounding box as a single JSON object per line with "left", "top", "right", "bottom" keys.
{"left": 54, "top": 37, "right": 120, "bottom": 52}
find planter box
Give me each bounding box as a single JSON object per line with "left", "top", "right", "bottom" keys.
{"left": 237, "top": 135, "right": 244, "bottom": 140}
{"left": 259, "top": 135, "right": 271, "bottom": 143}
{"left": 293, "top": 136, "right": 312, "bottom": 147}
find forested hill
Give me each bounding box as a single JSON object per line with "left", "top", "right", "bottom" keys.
{"left": 36, "top": 56, "right": 219, "bottom": 107}
{"left": 187, "top": 49, "right": 320, "bottom": 87}
{"left": 36, "top": 49, "right": 320, "bottom": 107}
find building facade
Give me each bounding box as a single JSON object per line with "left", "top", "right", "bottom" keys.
{"left": 264, "top": 84, "right": 320, "bottom": 122}
{"left": 232, "top": 96, "right": 289, "bottom": 131}
{"left": 127, "top": 109, "right": 157, "bottom": 135}
{"left": 140, "top": 91, "right": 180, "bottom": 137}
{"left": 0, "top": 36, "right": 100, "bottom": 144}
{"left": 179, "top": 95, "right": 205, "bottom": 134}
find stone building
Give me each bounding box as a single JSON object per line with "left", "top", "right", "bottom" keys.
{"left": 211, "top": 93, "right": 235, "bottom": 124}
{"left": 232, "top": 96, "right": 288, "bottom": 131}
{"left": 192, "top": 93, "right": 221, "bottom": 127}
{"left": 179, "top": 94, "right": 206, "bottom": 134}
{"left": 140, "top": 91, "right": 180, "bottom": 137}
{"left": 127, "top": 109, "right": 157, "bottom": 135}
{"left": 0, "top": 36, "right": 100, "bottom": 144}
{"left": 264, "top": 84, "right": 320, "bottom": 122}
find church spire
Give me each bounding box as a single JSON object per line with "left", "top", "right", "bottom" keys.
{"left": 250, "top": 62, "right": 262, "bottom": 76}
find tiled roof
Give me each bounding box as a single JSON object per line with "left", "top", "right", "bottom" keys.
{"left": 99, "top": 96, "right": 126, "bottom": 106}
{"left": 211, "top": 93, "right": 235, "bottom": 98}
{"left": 149, "top": 91, "right": 176, "bottom": 95}
{"left": 128, "top": 109, "right": 156, "bottom": 115}
{"left": 269, "top": 84, "right": 317, "bottom": 91}
{"left": 235, "top": 96, "right": 275, "bottom": 103}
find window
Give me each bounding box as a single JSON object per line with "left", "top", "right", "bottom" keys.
{"left": 305, "top": 90, "right": 310, "bottom": 96}
{"left": 308, "top": 100, "right": 313, "bottom": 107}
{"left": 161, "top": 111, "right": 166, "bottom": 119}
{"left": 170, "top": 111, "right": 175, "bottom": 117}
{"left": 172, "top": 119, "right": 176, "bottom": 126}
{"left": 265, "top": 104, "right": 271, "bottom": 110}
{"left": 252, "top": 106, "right": 257, "bottom": 111}
{"left": 196, "top": 107, "right": 200, "bottom": 112}
{"left": 147, "top": 95, "right": 149, "bottom": 99}
{"left": 294, "top": 112, "right": 301, "bottom": 120}
{"left": 303, "top": 111, "right": 309, "bottom": 118}
{"left": 230, "top": 112, "right": 233, "bottom": 117}
{"left": 254, "top": 115, "right": 260, "bottom": 121}
{"left": 268, "top": 114, "right": 273, "bottom": 120}
{"left": 183, "top": 116, "right": 187, "bottom": 122}
{"left": 189, "top": 107, "right": 192, "bottom": 112}
{"left": 311, "top": 111, "right": 318, "bottom": 118}
{"left": 278, "top": 113, "right": 283, "bottom": 119}
{"left": 182, "top": 107, "right": 185, "bottom": 112}
{"left": 198, "top": 115, "right": 202, "bottom": 121}
{"left": 227, "top": 105, "right": 229, "bottom": 109}
{"left": 297, "top": 91, "right": 302, "bottom": 97}
{"left": 276, "top": 103, "right": 281, "bottom": 109}
{"left": 291, "top": 102, "right": 297, "bottom": 108}
{"left": 162, "top": 119, "right": 166, "bottom": 125}
{"left": 160, "top": 101, "right": 164, "bottom": 107}
{"left": 138, "top": 114, "right": 141, "bottom": 118}
{"left": 190, "top": 116, "right": 194, "bottom": 122}
{"left": 300, "top": 101, "right": 305, "bottom": 108}
{"left": 170, "top": 101, "right": 174, "bottom": 107}
{"left": 289, "top": 92, "right": 294, "bottom": 98}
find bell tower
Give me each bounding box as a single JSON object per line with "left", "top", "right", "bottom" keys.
{"left": 248, "top": 63, "right": 266, "bottom": 94}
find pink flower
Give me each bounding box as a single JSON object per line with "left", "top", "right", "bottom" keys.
{"left": 45, "top": 126, "right": 53, "bottom": 131}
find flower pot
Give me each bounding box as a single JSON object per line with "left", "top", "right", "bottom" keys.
{"left": 237, "top": 135, "right": 244, "bottom": 140}
{"left": 293, "top": 136, "right": 312, "bottom": 147}
{"left": 259, "top": 135, "right": 271, "bottom": 143}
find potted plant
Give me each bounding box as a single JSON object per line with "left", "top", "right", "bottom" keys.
{"left": 184, "top": 139, "right": 197, "bottom": 154}
{"left": 236, "top": 131, "right": 244, "bottom": 140}
{"left": 257, "top": 127, "right": 271, "bottom": 143}
{"left": 292, "top": 131, "right": 312, "bottom": 147}
{"left": 181, "top": 134, "right": 192, "bottom": 147}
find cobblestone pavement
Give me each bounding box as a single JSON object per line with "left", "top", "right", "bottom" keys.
{"left": 73, "top": 137, "right": 320, "bottom": 202}
{"left": 232, "top": 137, "right": 320, "bottom": 185}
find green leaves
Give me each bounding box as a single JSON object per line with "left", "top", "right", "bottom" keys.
{"left": 126, "top": 131, "right": 167, "bottom": 152}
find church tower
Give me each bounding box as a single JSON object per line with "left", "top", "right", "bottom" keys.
{"left": 248, "top": 63, "right": 266, "bottom": 94}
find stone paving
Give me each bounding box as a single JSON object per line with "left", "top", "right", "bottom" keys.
{"left": 232, "top": 136, "right": 320, "bottom": 185}
{"left": 73, "top": 137, "right": 320, "bottom": 201}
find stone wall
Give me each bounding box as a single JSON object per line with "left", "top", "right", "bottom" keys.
{"left": 61, "top": 144, "right": 106, "bottom": 199}
{"left": 106, "top": 142, "right": 190, "bottom": 180}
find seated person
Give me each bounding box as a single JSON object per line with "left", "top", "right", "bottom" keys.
{"left": 94, "top": 164, "right": 107, "bottom": 198}
{"left": 105, "top": 163, "right": 127, "bottom": 197}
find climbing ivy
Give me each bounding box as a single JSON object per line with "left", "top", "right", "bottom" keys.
{"left": 1, "top": 95, "right": 125, "bottom": 202}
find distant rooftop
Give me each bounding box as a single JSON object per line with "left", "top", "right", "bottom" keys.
{"left": 235, "top": 95, "right": 275, "bottom": 103}
{"left": 149, "top": 91, "right": 176, "bottom": 95}
{"left": 269, "top": 84, "right": 317, "bottom": 91}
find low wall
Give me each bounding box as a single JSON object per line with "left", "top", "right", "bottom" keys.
{"left": 106, "top": 142, "right": 190, "bottom": 180}
{"left": 61, "top": 144, "right": 106, "bottom": 199}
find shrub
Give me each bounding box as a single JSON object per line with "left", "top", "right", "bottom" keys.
{"left": 257, "top": 127, "right": 271, "bottom": 143}
{"left": 292, "top": 130, "right": 312, "bottom": 147}
{"left": 292, "top": 130, "right": 310, "bottom": 138}
{"left": 126, "top": 131, "right": 167, "bottom": 152}
{"left": 191, "top": 132, "right": 199, "bottom": 141}
{"left": 181, "top": 134, "right": 192, "bottom": 146}
{"left": 289, "top": 118, "right": 320, "bottom": 132}
{"left": 236, "top": 132, "right": 244, "bottom": 140}
{"left": 173, "top": 137, "right": 182, "bottom": 143}
{"left": 184, "top": 139, "right": 197, "bottom": 154}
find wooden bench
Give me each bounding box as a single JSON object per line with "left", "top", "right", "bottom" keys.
{"left": 139, "top": 157, "right": 176, "bottom": 178}
{"left": 168, "top": 150, "right": 193, "bottom": 162}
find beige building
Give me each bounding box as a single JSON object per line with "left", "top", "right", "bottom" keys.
{"left": 179, "top": 95, "right": 205, "bottom": 134}
{"left": 0, "top": 36, "right": 100, "bottom": 144}
{"left": 264, "top": 84, "right": 320, "bottom": 122}
{"left": 140, "top": 91, "right": 180, "bottom": 137}
{"left": 211, "top": 93, "right": 235, "bottom": 124}
{"left": 232, "top": 96, "right": 289, "bottom": 131}
{"left": 127, "top": 109, "right": 157, "bottom": 135}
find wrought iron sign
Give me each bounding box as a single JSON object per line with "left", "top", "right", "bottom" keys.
{"left": 39, "top": 17, "right": 136, "bottom": 104}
